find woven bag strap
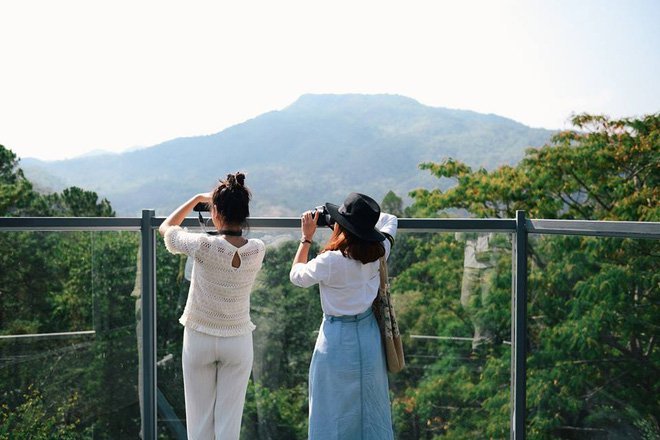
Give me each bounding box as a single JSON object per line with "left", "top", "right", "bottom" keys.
{"left": 379, "top": 256, "right": 389, "bottom": 292}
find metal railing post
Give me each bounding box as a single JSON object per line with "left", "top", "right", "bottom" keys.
{"left": 141, "top": 210, "right": 157, "bottom": 439}
{"left": 511, "top": 210, "right": 528, "bottom": 439}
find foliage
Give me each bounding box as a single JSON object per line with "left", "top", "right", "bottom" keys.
{"left": 387, "top": 229, "right": 513, "bottom": 439}
{"left": 1, "top": 144, "right": 140, "bottom": 437}
{"left": 242, "top": 381, "right": 308, "bottom": 440}
{"left": 246, "top": 241, "right": 322, "bottom": 438}
{"left": 43, "top": 186, "right": 114, "bottom": 217}
{"left": 411, "top": 113, "right": 659, "bottom": 221}
{"left": 0, "top": 386, "right": 82, "bottom": 439}
{"left": 398, "top": 113, "right": 659, "bottom": 438}
{"left": 382, "top": 190, "right": 405, "bottom": 217}
{"left": 0, "top": 145, "right": 41, "bottom": 215}
{"left": 252, "top": 241, "right": 322, "bottom": 387}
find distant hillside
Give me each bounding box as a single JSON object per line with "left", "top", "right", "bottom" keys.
{"left": 22, "top": 94, "right": 554, "bottom": 216}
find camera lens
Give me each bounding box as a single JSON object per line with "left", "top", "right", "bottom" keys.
{"left": 314, "top": 206, "right": 335, "bottom": 228}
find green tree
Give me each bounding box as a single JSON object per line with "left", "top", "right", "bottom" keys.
{"left": 243, "top": 241, "right": 323, "bottom": 439}
{"left": 1, "top": 145, "right": 145, "bottom": 438}
{"left": 394, "top": 114, "right": 659, "bottom": 438}
{"left": 410, "top": 113, "right": 658, "bottom": 221}
{"left": 43, "top": 186, "right": 115, "bottom": 217}
{"left": 0, "top": 386, "right": 82, "bottom": 440}
{"left": 382, "top": 190, "right": 405, "bottom": 217}
{"left": 0, "top": 145, "right": 40, "bottom": 216}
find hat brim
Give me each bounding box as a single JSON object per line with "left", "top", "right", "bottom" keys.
{"left": 325, "top": 202, "right": 386, "bottom": 242}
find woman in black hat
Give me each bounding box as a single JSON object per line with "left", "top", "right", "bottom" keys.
{"left": 290, "top": 192, "right": 398, "bottom": 440}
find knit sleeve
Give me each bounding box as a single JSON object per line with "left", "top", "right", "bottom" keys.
{"left": 163, "top": 226, "right": 202, "bottom": 256}
{"left": 290, "top": 252, "right": 332, "bottom": 288}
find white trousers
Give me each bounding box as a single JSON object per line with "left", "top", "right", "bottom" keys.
{"left": 182, "top": 327, "right": 253, "bottom": 440}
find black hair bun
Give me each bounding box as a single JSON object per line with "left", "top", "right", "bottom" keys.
{"left": 223, "top": 172, "right": 246, "bottom": 189}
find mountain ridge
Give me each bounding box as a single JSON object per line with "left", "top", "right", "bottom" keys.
{"left": 22, "top": 94, "right": 554, "bottom": 216}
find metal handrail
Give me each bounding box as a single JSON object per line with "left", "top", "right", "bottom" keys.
{"left": 2, "top": 216, "right": 658, "bottom": 238}
{"left": 527, "top": 218, "right": 660, "bottom": 239}
{"left": 0, "top": 216, "right": 141, "bottom": 231}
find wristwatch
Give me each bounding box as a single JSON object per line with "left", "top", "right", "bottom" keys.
{"left": 300, "top": 238, "right": 312, "bottom": 245}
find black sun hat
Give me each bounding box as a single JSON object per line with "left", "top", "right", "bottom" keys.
{"left": 325, "top": 193, "right": 386, "bottom": 242}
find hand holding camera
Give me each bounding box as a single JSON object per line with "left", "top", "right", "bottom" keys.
{"left": 194, "top": 202, "right": 210, "bottom": 212}
{"left": 312, "top": 205, "right": 335, "bottom": 227}
{"left": 300, "top": 205, "right": 335, "bottom": 243}
{"left": 193, "top": 193, "right": 213, "bottom": 212}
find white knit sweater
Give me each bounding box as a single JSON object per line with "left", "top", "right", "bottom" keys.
{"left": 163, "top": 226, "right": 266, "bottom": 337}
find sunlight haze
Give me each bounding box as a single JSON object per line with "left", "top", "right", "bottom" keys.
{"left": 1, "top": 0, "right": 658, "bottom": 161}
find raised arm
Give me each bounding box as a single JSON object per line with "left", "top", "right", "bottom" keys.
{"left": 376, "top": 212, "right": 398, "bottom": 257}
{"left": 292, "top": 210, "right": 319, "bottom": 265}
{"left": 158, "top": 193, "right": 211, "bottom": 237}
{"left": 377, "top": 212, "right": 398, "bottom": 238}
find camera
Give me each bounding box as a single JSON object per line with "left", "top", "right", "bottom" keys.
{"left": 314, "top": 205, "right": 335, "bottom": 227}
{"left": 194, "top": 202, "right": 210, "bottom": 212}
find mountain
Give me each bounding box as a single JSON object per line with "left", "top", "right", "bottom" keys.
{"left": 74, "top": 149, "right": 116, "bottom": 158}
{"left": 21, "top": 94, "right": 554, "bottom": 216}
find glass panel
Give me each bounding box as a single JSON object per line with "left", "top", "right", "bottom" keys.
{"left": 0, "top": 231, "right": 141, "bottom": 438}
{"left": 154, "top": 231, "right": 187, "bottom": 439}
{"left": 390, "top": 232, "right": 512, "bottom": 439}
{"left": 156, "top": 228, "right": 325, "bottom": 439}
{"left": 155, "top": 228, "right": 513, "bottom": 439}
{"left": 526, "top": 235, "right": 659, "bottom": 438}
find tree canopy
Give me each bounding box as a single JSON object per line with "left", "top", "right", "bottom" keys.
{"left": 411, "top": 114, "right": 659, "bottom": 221}
{"left": 392, "top": 113, "right": 659, "bottom": 438}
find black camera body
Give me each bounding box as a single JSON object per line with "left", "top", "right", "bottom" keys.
{"left": 314, "top": 205, "right": 335, "bottom": 227}
{"left": 194, "top": 202, "right": 210, "bottom": 212}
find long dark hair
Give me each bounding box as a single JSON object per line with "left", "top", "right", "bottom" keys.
{"left": 323, "top": 223, "right": 384, "bottom": 264}
{"left": 211, "top": 172, "right": 251, "bottom": 227}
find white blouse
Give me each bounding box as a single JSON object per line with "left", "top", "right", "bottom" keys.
{"left": 164, "top": 226, "right": 266, "bottom": 337}
{"left": 290, "top": 213, "right": 398, "bottom": 316}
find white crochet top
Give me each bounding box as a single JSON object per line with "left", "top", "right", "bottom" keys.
{"left": 163, "top": 226, "right": 266, "bottom": 337}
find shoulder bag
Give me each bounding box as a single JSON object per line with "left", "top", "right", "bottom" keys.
{"left": 372, "top": 256, "right": 405, "bottom": 373}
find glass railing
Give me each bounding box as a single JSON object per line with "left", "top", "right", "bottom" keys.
{"left": 0, "top": 213, "right": 657, "bottom": 439}
{"left": 525, "top": 233, "right": 659, "bottom": 438}
{"left": 0, "top": 230, "right": 141, "bottom": 439}
{"left": 155, "top": 228, "right": 515, "bottom": 439}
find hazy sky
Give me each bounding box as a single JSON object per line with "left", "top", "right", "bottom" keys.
{"left": 1, "top": 0, "right": 658, "bottom": 161}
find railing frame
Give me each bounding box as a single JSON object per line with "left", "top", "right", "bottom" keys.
{"left": 1, "top": 211, "right": 658, "bottom": 440}
{"left": 141, "top": 210, "right": 158, "bottom": 440}
{"left": 512, "top": 211, "right": 528, "bottom": 439}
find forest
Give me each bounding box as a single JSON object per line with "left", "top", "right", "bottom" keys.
{"left": 1, "top": 113, "right": 658, "bottom": 439}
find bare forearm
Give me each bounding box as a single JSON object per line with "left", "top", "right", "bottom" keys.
{"left": 293, "top": 242, "right": 311, "bottom": 265}
{"left": 159, "top": 194, "right": 205, "bottom": 236}
{"left": 292, "top": 210, "right": 318, "bottom": 265}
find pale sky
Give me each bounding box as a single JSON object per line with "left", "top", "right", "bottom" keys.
{"left": 1, "top": 0, "right": 658, "bottom": 161}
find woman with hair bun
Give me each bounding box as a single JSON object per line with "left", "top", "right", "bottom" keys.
{"left": 159, "top": 172, "right": 265, "bottom": 440}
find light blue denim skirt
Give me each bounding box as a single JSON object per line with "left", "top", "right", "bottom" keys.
{"left": 309, "top": 308, "right": 394, "bottom": 440}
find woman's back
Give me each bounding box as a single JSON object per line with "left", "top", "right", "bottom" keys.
{"left": 164, "top": 226, "right": 266, "bottom": 336}
{"left": 158, "top": 172, "right": 262, "bottom": 440}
